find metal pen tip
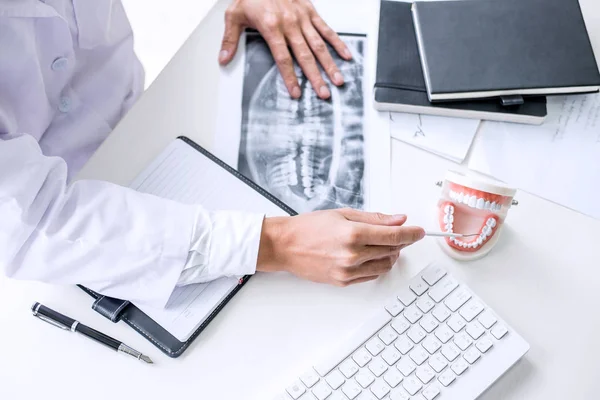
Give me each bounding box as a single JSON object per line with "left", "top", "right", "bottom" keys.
{"left": 140, "top": 354, "right": 153, "bottom": 364}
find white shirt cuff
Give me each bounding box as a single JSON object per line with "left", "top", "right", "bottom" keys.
{"left": 178, "top": 210, "right": 265, "bottom": 285}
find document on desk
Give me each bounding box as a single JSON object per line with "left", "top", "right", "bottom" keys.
{"left": 129, "top": 139, "right": 289, "bottom": 342}
{"left": 389, "top": 112, "right": 480, "bottom": 162}
{"left": 468, "top": 93, "right": 600, "bottom": 219}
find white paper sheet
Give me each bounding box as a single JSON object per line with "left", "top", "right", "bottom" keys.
{"left": 130, "top": 140, "right": 289, "bottom": 341}
{"left": 468, "top": 93, "right": 600, "bottom": 219}
{"left": 389, "top": 112, "right": 480, "bottom": 162}
{"left": 214, "top": 0, "right": 391, "bottom": 214}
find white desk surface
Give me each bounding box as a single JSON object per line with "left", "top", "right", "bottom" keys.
{"left": 2, "top": 1, "right": 600, "bottom": 399}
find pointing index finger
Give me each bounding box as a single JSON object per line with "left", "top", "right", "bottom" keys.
{"left": 355, "top": 223, "right": 426, "bottom": 246}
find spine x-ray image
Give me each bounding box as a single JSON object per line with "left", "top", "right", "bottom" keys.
{"left": 238, "top": 33, "right": 366, "bottom": 214}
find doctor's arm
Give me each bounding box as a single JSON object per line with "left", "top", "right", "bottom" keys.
{"left": 0, "top": 136, "right": 424, "bottom": 307}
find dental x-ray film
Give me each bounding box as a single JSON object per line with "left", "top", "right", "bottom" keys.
{"left": 216, "top": 30, "right": 390, "bottom": 215}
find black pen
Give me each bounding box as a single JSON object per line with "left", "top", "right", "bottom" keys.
{"left": 32, "top": 302, "right": 153, "bottom": 364}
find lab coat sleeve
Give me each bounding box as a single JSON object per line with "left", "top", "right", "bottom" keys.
{"left": 0, "top": 133, "right": 262, "bottom": 307}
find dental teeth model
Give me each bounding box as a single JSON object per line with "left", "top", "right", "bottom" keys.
{"left": 240, "top": 34, "right": 366, "bottom": 214}
{"left": 436, "top": 171, "right": 517, "bottom": 261}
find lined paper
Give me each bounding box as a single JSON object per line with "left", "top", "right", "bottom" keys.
{"left": 130, "top": 139, "right": 289, "bottom": 341}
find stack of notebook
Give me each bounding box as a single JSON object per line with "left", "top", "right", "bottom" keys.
{"left": 374, "top": 0, "right": 600, "bottom": 125}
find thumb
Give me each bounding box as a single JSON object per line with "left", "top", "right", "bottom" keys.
{"left": 339, "top": 209, "right": 408, "bottom": 226}
{"left": 219, "top": 10, "right": 244, "bottom": 65}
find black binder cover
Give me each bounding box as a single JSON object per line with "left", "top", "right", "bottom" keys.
{"left": 79, "top": 136, "right": 296, "bottom": 358}
{"left": 412, "top": 0, "right": 600, "bottom": 101}
{"left": 374, "top": 0, "right": 547, "bottom": 123}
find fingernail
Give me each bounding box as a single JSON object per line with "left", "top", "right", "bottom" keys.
{"left": 292, "top": 86, "right": 302, "bottom": 98}
{"left": 334, "top": 72, "right": 344, "bottom": 85}
{"left": 219, "top": 50, "right": 229, "bottom": 62}
{"left": 418, "top": 229, "right": 426, "bottom": 240}
{"left": 343, "top": 48, "right": 352, "bottom": 59}
{"left": 319, "top": 85, "right": 331, "bottom": 98}
{"left": 393, "top": 214, "right": 406, "bottom": 220}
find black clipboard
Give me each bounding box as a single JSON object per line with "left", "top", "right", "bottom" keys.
{"left": 79, "top": 136, "right": 296, "bottom": 358}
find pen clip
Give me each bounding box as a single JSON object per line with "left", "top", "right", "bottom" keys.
{"left": 34, "top": 313, "right": 70, "bottom": 330}
{"left": 32, "top": 304, "right": 70, "bottom": 331}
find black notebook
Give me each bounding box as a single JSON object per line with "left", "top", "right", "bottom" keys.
{"left": 412, "top": 0, "right": 600, "bottom": 102}
{"left": 80, "top": 137, "right": 295, "bottom": 357}
{"left": 374, "top": 0, "right": 547, "bottom": 124}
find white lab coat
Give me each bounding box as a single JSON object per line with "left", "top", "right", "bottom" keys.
{"left": 0, "top": 0, "right": 263, "bottom": 307}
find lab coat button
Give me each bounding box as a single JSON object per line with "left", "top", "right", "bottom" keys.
{"left": 51, "top": 57, "right": 69, "bottom": 71}
{"left": 58, "top": 97, "right": 71, "bottom": 113}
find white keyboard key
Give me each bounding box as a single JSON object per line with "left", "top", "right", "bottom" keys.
{"left": 432, "top": 304, "right": 452, "bottom": 322}
{"left": 368, "top": 357, "right": 389, "bottom": 377}
{"left": 378, "top": 326, "right": 398, "bottom": 345}
{"left": 355, "top": 370, "right": 376, "bottom": 388}
{"left": 325, "top": 370, "right": 345, "bottom": 390}
{"left": 311, "top": 382, "right": 332, "bottom": 400}
{"left": 342, "top": 380, "right": 363, "bottom": 399}
{"left": 428, "top": 353, "right": 448, "bottom": 373}
{"left": 300, "top": 370, "right": 320, "bottom": 388}
{"left": 394, "top": 335, "right": 414, "bottom": 355}
{"left": 407, "top": 325, "right": 427, "bottom": 344}
{"left": 416, "top": 296, "right": 435, "bottom": 314}
{"left": 409, "top": 345, "right": 429, "bottom": 365}
{"left": 422, "top": 384, "right": 441, "bottom": 400}
{"left": 389, "top": 387, "right": 411, "bottom": 400}
{"left": 434, "top": 324, "right": 454, "bottom": 343}
{"left": 437, "top": 369, "right": 456, "bottom": 387}
{"left": 459, "top": 300, "right": 484, "bottom": 322}
{"left": 441, "top": 343, "right": 460, "bottom": 362}
{"left": 444, "top": 287, "right": 472, "bottom": 312}
{"left": 466, "top": 321, "right": 485, "bottom": 340}
{"left": 365, "top": 337, "right": 386, "bottom": 356}
{"left": 404, "top": 305, "right": 423, "bottom": 324}
{"left": 451, "top": 358, "right": 469, "bottom": 375}
{"left": 397, "top": 289, "right": 417, "bottom": 306}
{"left": 385, "top": 300, "right": 404, "bottom": 317}
{"left": 463, "top": 346, "right": 481, "bottom": 364}
{"left": 370, "top": 380, "right": 391, "bottom": 399}
{"left": 421, "top": 266, "right": 446, "bottom": 286}
{"left": 286, "top": 381, "right": 306, "bottom": 399}
{"left": 476, "top": 336, "right": 494, "bottom": 353}
{"left": 383, "top": 368, "right": 404, "bottom": 388}
{"left": 491, "top": 324, "right": 509, "bottom": 339}
{"left": 353, "top": 348, "right": 373, "bottom": 367}
{"left": 410, "top": 277, "right": 429, "bottom": 296}
{"left": 413, "top": 394, "right": 426, "bottom": 400}
{"left": 422, "top": 336, "right": 442, "bottom": 354}
{"left": 453, "top": 331, "right": 474, "bottom": 351}
{"left": 428, "top": 276, "right": 459, "bottom": 302}
{"left": 381, "top": 347, "right": 401, "bottom": 366}
{"left": 419, "top": 315, "right": 439, "bottom": 333}
{"left": 299, "top": 393, "right": 317, "bottom": 400}
{"left": 314, "top": 310, "right": 391, "bottom": 376}
{"left": 416, "top": 364, "right": 436, "bottom": 384}
{"left": 391, "top": 316, "right": 411, "bottom": 335}
{"left": 447, "top": 314, "right": 467, "bottom": 333}
{"left": 326, "top": 394, "right": 346, "bottom": 400}
{"left": 396, "top": 357, "right": 416, "bottom": 376}
{"left": 478, "top": 310, "right": 498, "bottom": 329}
{"left": 402, "top": 376, "right": 423, "bottom": 396}
{"left": 357, "top": 393, "right": 376, "bottom": 400}
{"left": 339, "top": 359, "right": 360, "bottom": 378}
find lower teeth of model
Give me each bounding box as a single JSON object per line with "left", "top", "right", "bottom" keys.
{"left": 446, "top": 217, "right": 496, "bottom": 248}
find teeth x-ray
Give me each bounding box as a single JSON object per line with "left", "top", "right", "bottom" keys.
{"left": 237, "top": 33, "right": 366, "bottom": 214}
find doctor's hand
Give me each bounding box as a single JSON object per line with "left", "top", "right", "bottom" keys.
{"left": 218, "top": 0, "right": 352, "bottom": 100}
{"left": 257, "top": 209, "right": 426, "bottom": 286}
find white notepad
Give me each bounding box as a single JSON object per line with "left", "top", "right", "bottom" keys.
{"left": 129, "top": 138, "right": 289, "bottom": 342}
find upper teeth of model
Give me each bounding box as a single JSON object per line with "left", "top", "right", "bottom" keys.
{"left": 448, "top": 190, "right": 503, "bottom": 211}
{"left": 444, "top": 205, "right": 497, "bottom": 249}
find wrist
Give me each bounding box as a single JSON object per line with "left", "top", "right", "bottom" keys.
{"left": 256, "top": 216, "right": 288, "bottom": 273}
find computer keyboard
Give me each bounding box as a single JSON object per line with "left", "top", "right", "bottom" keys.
{"left": 271, "top": 264, "right": 529, "bottom": 400}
